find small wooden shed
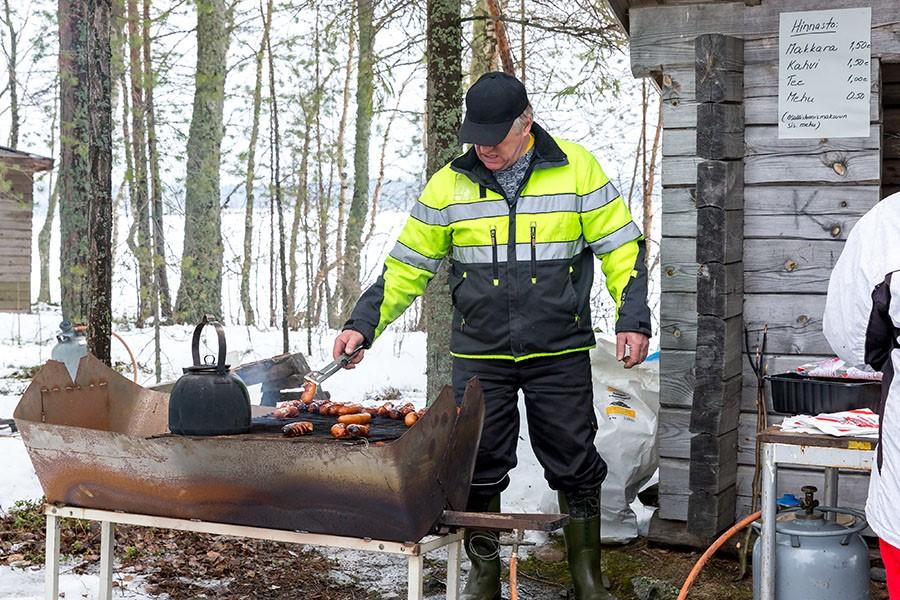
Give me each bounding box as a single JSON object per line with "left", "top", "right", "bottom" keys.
{"left": 0, "top": 147, "right": 54, "bottom": 312}
{"left": 606, "top": 0, "right": 900, "bottom": 544}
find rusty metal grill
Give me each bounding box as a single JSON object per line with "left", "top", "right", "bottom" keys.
{"left": 14, "top": 355, "right": 485, "bottom": 542}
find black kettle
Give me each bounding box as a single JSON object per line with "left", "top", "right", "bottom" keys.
{"left": 168, "top": 316, "right": 252, "bottom": 436}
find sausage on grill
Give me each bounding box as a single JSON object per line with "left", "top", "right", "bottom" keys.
{"left": 404, "top": 412, "right": 418, "bottom": 427}
{"left": 398, "top": 403, "right": 416, "bottom": 416}
{"left": 272, "top": 405, "right": 300, "bottom": 419}
{"left": 330, "top": 423, "right": 349, "bottom": 439}
{"left": 338, "top": 413, "right": 372, "bottom": 425}
{"left": 300, "top": 381, "right": 317, "bottom": 403}
{"left": 282, "top": 421, "right": 314, "bottom": 437}
{"left": 376, "top": 403, "right": 394, "bottom": 416}
{"left": 347, "top": 424, "right": 370, "bottom": 437}
{"left": 337, "top": 404, "right": 363, "bottom": 416}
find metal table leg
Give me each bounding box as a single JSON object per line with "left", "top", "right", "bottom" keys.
{"left": 45, "top": 513, "right": 60, "bottom": 600}
{"left": 760, "top": 442, "right": 777, "bottom": 600}
{"left": 408, "top": 553, "right": 424, "bottom": 600}
{"left": 446, "top": 537, "right": 462, "bottom": 600}
{"left": 99, "top": 521, "right": 115, "bottom": 599}
{"left": 823, "top": 467, "right": 839, "bottom": 521}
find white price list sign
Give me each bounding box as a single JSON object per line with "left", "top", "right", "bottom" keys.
{"left": 778, "top": 7, "right": 872, "bottom": 139}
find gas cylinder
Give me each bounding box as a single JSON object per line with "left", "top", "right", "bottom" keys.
{"left": 752, "top": 486, "right": 870, "bottom": 600}
{"left": 51, "top": 321, "right": 88, "bottom": 382}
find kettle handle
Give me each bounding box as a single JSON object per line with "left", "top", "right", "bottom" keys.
{"left": 191, "top": 315, "right": 227, "bottom": 375}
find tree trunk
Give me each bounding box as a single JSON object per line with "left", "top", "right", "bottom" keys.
{"left": 288, "top": 119, "right": 311, "bottom": 329}
{"left": 469, "top": 0, "right": 495, "bottom": 83}
{"left": 58, "top": 0, "right": 113, "bottom": 362}
{"left": 484, "top": 0, "right": 514, "bottom": 75}
{"left": 37, "top": 80, "right": 59, "bottom": 305}
{"left": 127, "top": 0, "right": 153, "bottom": 326}
{"left": 240, "top": 0, "right": 271, "bottom": 327}
{"left": 174, "top": 0, "right": 230, "bottom": 323}
{"left": 143, "top": 0, "right": 172, "bottom": 320}
{"left": 3, "top": 0, "right": 19, "bottom": 148}
{"left": 423, "top": 0, "right": 461, "bottom": 402}
{"left": 266, "top": 0, "right": 288, "bottom": 354}
{"left": 337, "top": 0, "right": 373, "bottom": 325}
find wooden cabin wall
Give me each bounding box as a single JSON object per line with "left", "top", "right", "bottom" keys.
{"left": 642, "top": 0, "right": 895, "bottom": 530}
{"left": 0, "top": 167, "right": 35, "bottom": 312}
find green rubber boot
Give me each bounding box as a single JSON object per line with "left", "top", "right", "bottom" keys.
{"left": 559, "top": 491, "right": 618, "bottom": 600}
{"left": 461, "top": 493, "right": 502, "bottom": 600}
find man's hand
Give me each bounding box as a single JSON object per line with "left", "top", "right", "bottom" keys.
{"left": 616, "top": 332, "right": 649, "bottom": 369}
{"left": 332, "top": 330, "right": 367, "bottom": 369}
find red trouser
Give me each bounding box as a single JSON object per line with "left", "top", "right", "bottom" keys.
{"left": 882, "top": 539, "right": 900, "bottom": 598}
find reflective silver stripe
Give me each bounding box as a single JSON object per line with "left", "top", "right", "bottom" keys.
{"left": 517, "top": 193, "right": 580, "bottom": 214}
{"left": 588, "top": 221, "right": 642, "bottom": 255}
{"left": 519, "top": 239, "right": 586, "bottom": 261}
{"left": 410, "top": 201, "right": 448, "bottom": 226}
{"left": 452, "top": 239, "right": 586, "bottom": 264}
{"left": 444, "top": 200, "right": 508, "bottom": 224}
{"left": 580, "top": 182, "right": 621, "bottom": 213}
{"left": 389, "top": 241, "right": 443, "bottom": 273}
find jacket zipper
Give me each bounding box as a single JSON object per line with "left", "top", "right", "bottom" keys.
{"left": 490, "top": 226, "right": 499, "bottom": 286}
{"left": 530, "top": 222, "right": 537, "bottom": 284}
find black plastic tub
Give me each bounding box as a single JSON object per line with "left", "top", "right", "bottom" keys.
{"left": 768, "top": 372, "right": 881, "bottom": 415}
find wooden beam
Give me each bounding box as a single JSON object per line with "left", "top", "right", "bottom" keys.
{"left": 697, "top": 262, "right": 743, "bottom": 318}
{"left": 696, "top": 208, "right": 743, "bottom": 264}
{"left": 660, "top": 349, "right": 695, "bottom": 408}
{"left": 690, "top": 374, "right": 742, "bottom": 435}
{"left": 661, "top": 292, "right": 697, "bottom": 350}
{"left": 697, "top": 104, "right": 744, "bottom": 159}
{"left": 694, "top": 315, "right": 743, "bottom": 381}
{"left": 661, "top": 237, "right": 698, "bottom": 293}
{"left": 689, "top": 429, "right": 739, "bottom": 492}
{"left": 688, "top": 485, "right": 737, "bottom": 539}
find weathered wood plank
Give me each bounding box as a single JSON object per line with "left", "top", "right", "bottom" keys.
{"left": 745, "top": 150, "right": 881, "bottom": 185}
{"left": 695, "top": 314, "right": 743, "bottom": 380}
{"left": 696, "top": 208, "right": 743, "bottom": 264}
{"left": 738, "top": 412, "right": 782, "bottom": 466}
{"left": 659, "top": 406, "right": 692, "bottom": 459}
{"left": 630, "top": 1, "right": 899, "bottom": 73}
{"left": 661, "top": 237, "right": 697, "bottom": 293}
{"left": 697, "top": 262, "right": 743, "bottom": 319}
{"left": 743, "top": 239, "right": 844, "bottom": 294}
{"left": 658, "top": 494, "right": 689, "bottom": 522}
{"left": 691, "top": 374, "right": 742, "bottom": 436}
{"left": 696, "top": 160, "right": 743, "bottom": 210}
{"left": 661, "top": 187, "right": 696, "bottom": 237}
{"left": 697, "top": 105, "right": 744, "bottom": 159}
{"left": 660, "top": 62, "right": 881, "bottom": 127}
{"left": 688, "top": 485, "right": 737, "bottom": 538}
{"left": 690, "top": 429, "right": 739, "bottom": 493}
{"left": 659, "top": 457, "right": 690, "bottom": 496}
{"left": 743, "top": 293, "right": 830, "bottom": 356}
{"left": 661, "top": 292, "right": 697, "bottom": 351}
{"left": 664, "top": 125, "right": 881, "bottom": 158}
{"left": 884, "top": 159, "right": 900, "bottom": 185}
{"left": 662, "top": 155, "right": 701, "bottom": 187}
{"left": 743, "top": 185, "right": 879, "bottom": 241}
{"left": 661, "top": 349, "right": 696, "bottom": 408}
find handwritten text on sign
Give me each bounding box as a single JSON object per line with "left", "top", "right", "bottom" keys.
{"left": 778, "top": 8, "right": 872, "bottom": 138}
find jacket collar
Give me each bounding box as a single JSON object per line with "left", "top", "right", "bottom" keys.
{"left": 449, "top": 122, "right": 569, "bottom": 192}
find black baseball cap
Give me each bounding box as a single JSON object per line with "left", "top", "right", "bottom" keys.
{"left": 459, "top": 72, "right": 529, "bottom": 146}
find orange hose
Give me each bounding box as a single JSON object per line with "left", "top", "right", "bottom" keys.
{"left": 110, "top": 331, "right": 139, "bottom": 384}
{"left": 509, "top": 553, "right": 518, "bottom": 600}
{"left": 677, "top": 511, "right": 761, "bottom": 600}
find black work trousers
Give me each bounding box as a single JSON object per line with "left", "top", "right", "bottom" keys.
{"left": 452, "top": 351, "right": 607, "bottom": 499}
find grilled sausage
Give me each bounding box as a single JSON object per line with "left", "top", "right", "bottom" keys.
{"left": 307, "top": 401, "right": 323, "bottom": 414}
{"left": 330, "top": 423, "right": 349, "bottom": 439}
{"left": 272, "top": 405, "right": 300, "bottom": 419}
{"left": 337, "top": 404, "right": 363, "bottom": 416}
{"left": 338, "top": 413, "right": 372, "bottom": 425}
{"left": 398, "top": 403, "right": 416, "bottom": 416}
{"left": 300, "top": 381, "right": 318, "bottom": 403}
{"left": 404, "top": 412, "right": 418, "bottom": 427}
{"left": 318, "top": 402, "right": 335, "bottom": 415}
{"left": 276, "top": 399, "right": 302, "bottom": 409}
{"left": 363, "top": 407, "right": 379, "bottom": 417}
{"left": 386, "top": 409, "right": 402, "bottom": 420}
{"left": 282, "top": 421, "right": 314, "bottom": 437}
{"left": 416, "top": 408, "right": 427, "bottom": 418}
{"left": 376, "top": 403, "right": 394, "bottom": 416}
{"left": 347, "top": 424, "right": 370, "bottom": 437}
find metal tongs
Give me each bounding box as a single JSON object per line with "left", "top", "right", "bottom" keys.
{"left": 304, "top": 346, "right": 364, "bottom": 386}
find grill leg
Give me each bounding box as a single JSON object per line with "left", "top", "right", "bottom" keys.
{"left": 760, "top": 442, "right": 777, "bottom": 600}
{"left": 446, "top": 538, "right": 461, "bottom": 600}
{"left": 44, "top": 513, "right": 60, "bottom": 600}
{"left": 823, "top": 467, "right": 839, "bottom": 521}
{"left": 407, "top": 553, "right": 424, "bottom": 600}
{"left": 99, "top": 521, "right": 115, "bottom": 599}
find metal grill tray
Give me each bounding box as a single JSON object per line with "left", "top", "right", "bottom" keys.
{"left": 250, "top": 411, "right": 410, "bottom": 442}
{"left": 14, "top": 355, "right": 485, "bottom": 542}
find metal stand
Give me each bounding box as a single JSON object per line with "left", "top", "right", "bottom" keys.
{"left": 757, "top": 428, "right": 875, "bottom": 600}
{"left": 44, "top": 505, "right": 463, "bottom": 600}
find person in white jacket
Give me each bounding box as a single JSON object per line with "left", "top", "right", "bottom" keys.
{"left": 824, "top": 192, "right": 900, "bottom": 597}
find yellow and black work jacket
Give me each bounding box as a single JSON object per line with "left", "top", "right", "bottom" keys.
{"left": 345, "top": 123, "right": 651, "bottom": 361}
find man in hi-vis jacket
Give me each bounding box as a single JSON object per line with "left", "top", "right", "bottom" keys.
{"left": 333, "top": 72, "right": 651, "bottom": 600}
